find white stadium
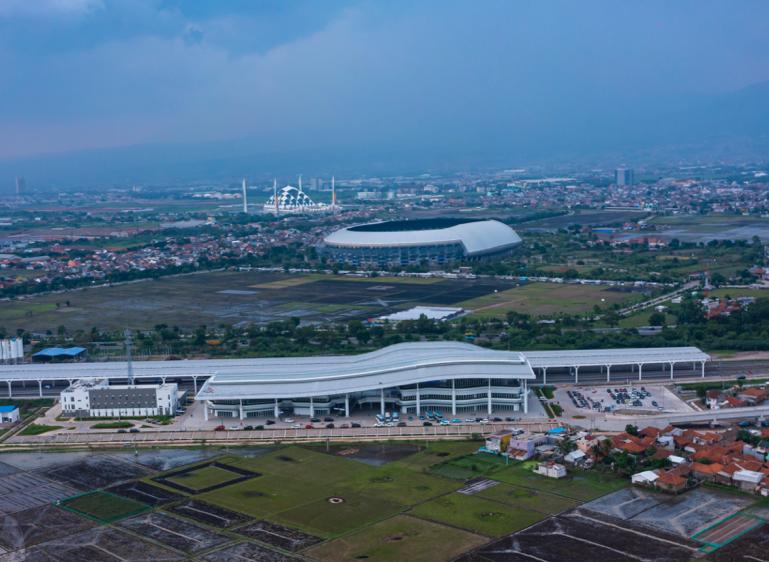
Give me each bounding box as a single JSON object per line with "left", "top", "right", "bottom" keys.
{"left": 322, "top": 218, "right": 522, "bottom": 267}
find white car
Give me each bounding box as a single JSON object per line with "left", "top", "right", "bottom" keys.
{"left": 291, "top": 423, "right": 302, "bottom": 429}
{"left": 283, "top": 418, "right": 294, "bottom": 423}
{"left": 479, "top": 419, "right": 490, "bottom": 424}
{"left": 227, "top": 425, "right": 240, "bottom": 430}
{"left": 464, "top": 418, "right": 475, "bottom": 423}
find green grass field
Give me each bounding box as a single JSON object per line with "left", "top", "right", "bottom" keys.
{"left": 410, "top": 493, "right": 546, "bottom": 537}
{"left": 40, "top": 441, "right": 633, "bottom": 559}
{"left": 491, "top": 461, "right": 627, "bottom": 502}
{"left": 305, "top": 514, "right": 487, "bottom": 562}
{"left": 90, "top": 421, "right": 133, "bottom": 429}
{"left": 340, "top": 465, "right": 461, "bottom": 505}
{"left": 428, "top": 452, "right": 509, "bottom": 480}
{"left": 708, "top": 288, "right": 769, "bottom": 299}
{"left": 61, "top": 491, "right": 149, "bottom": 522}
{"left": 460, "top": 282, "right": 638, "bottom": 318}
{"left": 166, "top": 464, "right": 242, "bottom": 491}
{"left": 272, "top": 492, "right": 405, "bottom": 537}
{"left": 476, "top": 482, "right": 579, "bottom": 514}
{"left": 18, "top": 424, "right": 61, "bottom": 435}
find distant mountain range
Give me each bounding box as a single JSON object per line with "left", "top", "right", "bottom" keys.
{"left": 2, "top": 81, "right": 768, "bottom": 191}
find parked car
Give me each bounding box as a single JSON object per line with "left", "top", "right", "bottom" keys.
{"left": 326, "top": 423, "right": 335, "bottom": 429}
{"left": 214, "top": 425, "right": 225, "bottom": 431}
{"left": 291, "top": 423, "right": 302, "bottom": 429}
{"left": 243, "top": 425, "right": 253, "bottom": 430}
{"left": 265, "top": 419, "right": 275, "bottom": 425}
{"left": 324, "top": 417, "right": 334, "bottom": 422}
{"left": 397, "top": 422, "right": 407, "bottom": 427}
{"left": 310, "top": 417, "right": 321, "bottom": 423}
{"left": 340, "top": 423, "right": 350, "bottom": 429}
{"left": 451, "top": 418, "right": 462, "bottom": 424}
{"left": 117, "top": 429, "right": 127, "bottom": 433}
{"left": 228, "top": 425, "right": 240, "bottom": 430}
{"left": 284, "top": 418, "right": 295, "bottom": 423}
{"left": 423, "top": 421, "right": 433, "bottom": 426}
{"left": 351, "top": 422, "right": 361, "bottom": 428}
{"left": 305, "top": 424, "right": 314, "bottom": 429}
{"left": 129, "top": 428, "right": 140, "bottom": 433}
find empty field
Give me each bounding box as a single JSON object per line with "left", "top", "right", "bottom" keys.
{"left": 60, "top": 490, "right": 150, "bottom": 522}
{"left": 0, "top": 270, "right": 515, "bottom": 331}
{"left": 0, "top": 442, "right": 638, "bottom": 561}
{"left": 491, "top": 461, "right": 627, "bottom": 502}
{"left": 461, "top": 508, "right": 699, "bottom": 562}
{"left": 118, "top": 512, "right": 231, "bottom": 554}
{"left": 460, "top": 282, "right": 640, "bottom": 318}
{"left": 165, "top": 464, "right": 243, "bottom": 492}
{"left": 305, "top": 514, "right": 487, "bottom": 562}
{"left": 271, "top": 492, "right": 404, "bottom": 538}
{"left": 410, "top": 493, "right": 546, "bottom": 537}
{"left": 28, "top": 526, "right": 185, "bottom": 562}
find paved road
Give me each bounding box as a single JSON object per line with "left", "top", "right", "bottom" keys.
{"left": 617, "top": 281, "right": 700, "bottom": 317}
{"left": 2, "top": 420, "right": 560, "bottom": 449}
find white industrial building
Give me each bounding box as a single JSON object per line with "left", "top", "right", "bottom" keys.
{"left": 60, "top": 378, "right": 179, "bottom": 418}
{"left": 0, "top": 338, "right": 23, "bottom": 363}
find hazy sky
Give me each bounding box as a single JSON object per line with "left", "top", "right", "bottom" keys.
{"left": 1, "top": 0, "right": 769, "bottom": 165}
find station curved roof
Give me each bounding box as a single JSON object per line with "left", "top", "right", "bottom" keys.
{"left": 323, "top": 219, "right": 522, "bottom": 256}
{"left": 197, "top": 342, "right": 534, "bottom": 400}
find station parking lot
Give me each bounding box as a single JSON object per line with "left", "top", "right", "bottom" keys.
{"left": 554, "top": 383, "right": 692, "bottom": 418}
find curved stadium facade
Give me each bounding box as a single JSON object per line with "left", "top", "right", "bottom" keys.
{"left": 322, "top": 218, "right": 521, "bottom": 267}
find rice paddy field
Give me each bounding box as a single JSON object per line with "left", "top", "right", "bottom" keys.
{"left": 4, "top": 441, "right": 769, "bottom": 560}
{"left": 0, "top": 441, "right": 631, "bottom": 561}
{"left": 0, "top": 270, "right": 645, "bottom": 332}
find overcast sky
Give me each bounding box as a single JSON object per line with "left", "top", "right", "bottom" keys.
{"left": 1, "top": 0, "right": 769, "bottom": 169}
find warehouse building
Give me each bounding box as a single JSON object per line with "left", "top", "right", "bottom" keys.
{"left": 60, "top": 378, "right": 179, "bottom": 418}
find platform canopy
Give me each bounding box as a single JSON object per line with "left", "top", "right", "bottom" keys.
{"left": 522, "top": 347, "right": 709, "bottom": 369}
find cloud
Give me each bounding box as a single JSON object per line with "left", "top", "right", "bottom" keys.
{"left": 1, "top": 0, "right": 769, "bottom": 164}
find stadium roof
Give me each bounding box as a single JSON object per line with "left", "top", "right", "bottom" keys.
{"left": 324, "top": 219, "right": 521, "bottom": 256}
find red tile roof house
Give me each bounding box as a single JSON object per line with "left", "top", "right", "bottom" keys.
{"left": 611, "top": 433, "right": 656, "bottom": 455}
{"left": 737, "top": 387, "right": 769, "bottom": 406}
{"left": 655, "top": 464, "right": 691, "bottom": 494}
{"left": 692, "top": 462, "right": 723, "bottom": 481}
